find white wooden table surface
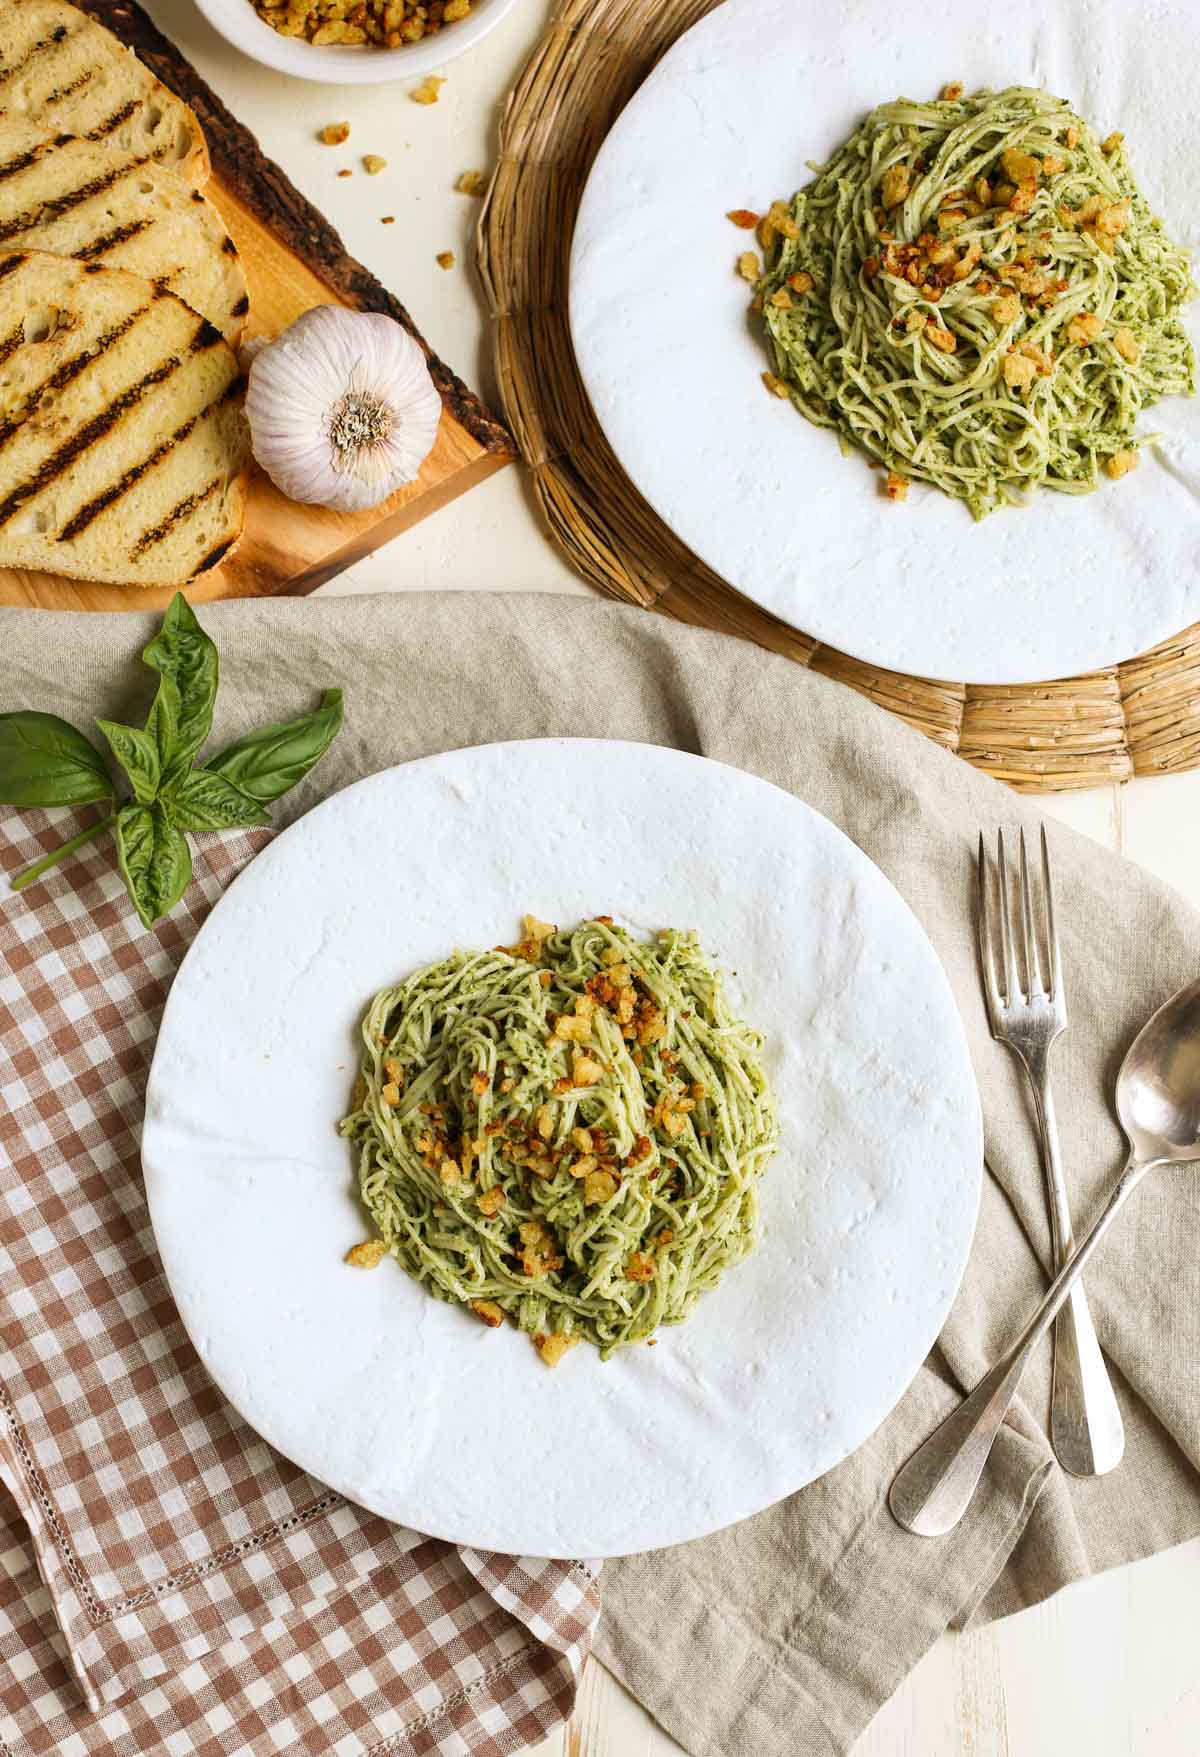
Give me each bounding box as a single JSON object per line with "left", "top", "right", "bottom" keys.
{"left": 158, "top": 4, "right": 1200, "bottom": 1749}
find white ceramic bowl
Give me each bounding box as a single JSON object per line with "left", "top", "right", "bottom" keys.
{"left": 192, "top": 0, "right": 520, "bottom": 84}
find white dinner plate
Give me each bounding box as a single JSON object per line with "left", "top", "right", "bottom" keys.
{"left": 569, "top": 0, "right": 1200, "bottom": 684}
{"left": 143, "top": 741, "right": 982, "bottom": 1558}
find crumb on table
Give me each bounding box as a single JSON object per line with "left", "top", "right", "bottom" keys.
{"left": 363, "top": 154, "right": 387, "bottom": 175}
{"left": 318, "top": 121, "right": 350, "bottom": 145}
{"left": 411, "top": 75, "right": 446, "bottom": 104}
{"left": 436, "top": 250, "right": 455, "bottom": 269}
{"left": 455, "top": 170, "right": 486, "bottom": 197}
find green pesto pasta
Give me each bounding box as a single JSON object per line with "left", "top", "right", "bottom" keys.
{"left": 339, "top": 917, "right": 779, "bottom": 1361}
{"left": 755, "top": 86, "right": 1196, "bottom": 518}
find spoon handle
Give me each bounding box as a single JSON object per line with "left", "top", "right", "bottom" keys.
{"left": 889, "top": 1153, "right": 1148, "bottom": 1537}
{"left": 1027, "top": 1067, "right": 1126, "bottom": 1478}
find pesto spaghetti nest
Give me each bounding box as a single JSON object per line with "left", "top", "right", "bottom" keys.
{"left": 752, "top": 85, "right": 1196, "bottom": 518}
{"left": 339, "top": 916, "right": 779, "bottom": 1364}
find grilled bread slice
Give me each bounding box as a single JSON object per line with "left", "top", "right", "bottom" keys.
{"left": 0, "top": 121, "right": 248, "bottom": 342}
{"left": 0, "top": 0, "right": 208, "bottom": 188}
{"left": 0, "top": 251, "right": 249, "bottom": 586}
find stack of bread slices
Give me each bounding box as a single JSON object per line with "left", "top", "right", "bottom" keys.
{"left": 0, "top": 0, "right": 251, "bottom": 587}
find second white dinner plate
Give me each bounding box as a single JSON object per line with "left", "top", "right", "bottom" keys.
{"left": 143, "top": 741, "right": 981, "bottom": 1557}
{"left": 569, "top": 0, "right": 1200, "bottom": 684}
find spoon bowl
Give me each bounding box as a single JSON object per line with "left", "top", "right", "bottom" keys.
{"left": 1117, "top": 976, "right": 1200, "bottom": 1165}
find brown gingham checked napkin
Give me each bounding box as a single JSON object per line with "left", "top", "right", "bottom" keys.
{"left": 0, "top": 809, "right": 597, "bottom": 1756}
{"left": 3, "top": 591, "right": 1200, "bottom": 1757}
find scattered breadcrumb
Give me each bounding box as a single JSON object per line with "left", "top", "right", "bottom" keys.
{"left": 1066, "top": 312, "right": 1104, "bottom": 346}
{"left": 762, "top": 371, "right": 790, "bottom": 399}
{"left": 1003, "top": 350, "right": 1039, "bottom": 390}
{"left": 363, "top": 154, "right": 388, "bottom": 175}
{"left": 412, "top": 75, "right": 446, "bottom": 104}
{"left": 880, "top": 163, "right": 910, "bottom": 209}
{"left": 345, "top": 1240, "right": 387, "bottom": 1268}
{"left": 737, "top": 251, "right": 760, "bottom": 282}
{"left": 455, "top": 170, "right": 486, "bottom": 197}
{"left": 381, "top": 215, "right": 396, "bottom": 224}
{"left": 318, "top": 122, "right": 350, "bottom": 146}
{"left": 884, "top": 471, "right": 909, "bottom": 501}
{"left": 436, "top": 250, "right": 455, "bottom": 269}
{"left": 1105, "top": 449, "right": 1139, "bottom": 479}
{"left": 940, "top": 81, "right": 964, "bottom": 102}
{"left": 533, "top": 1332, "right": 578, "bottom": 1367}
{"left": 336, "top": 168, "right": 352, "bottom": 178}
{"left": 726, "top": 208, "right": 760, "bottom": 229}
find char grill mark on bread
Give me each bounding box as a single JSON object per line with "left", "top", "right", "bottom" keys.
{"left": 130, "top": 476, "right": 223, "bottom": 559}
{"left": 0, "top": 312, "right": 142, "bottom": 452}
{"left": 0, "top": 251, "right": 248, "bottom": 587}
{"left": 0, "top": 155, "right": 144, "bottom": 241}
{"left": 0, "top": 351, "right": 187, "bottom": 529}
{"left": 86, "top": 97, "right": 138, "bottom": 142}
{"left": 58, "top": 375, "right": 243, "bottom": 541}
{"left": 0, "top": 119, "right": 248, "bottom": 339}
{"left": 74, "top": 217, "right": 151, "bottom": 258}
{"left": 0, "top": 1, "right": 209, "bottom": 188}
{"left": 0, "top": 147, "right": 41, "bottom": 182}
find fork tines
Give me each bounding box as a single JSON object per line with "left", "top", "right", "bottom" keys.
{"left": 977, "top": 825, "right": 1063, "bottom": 1012}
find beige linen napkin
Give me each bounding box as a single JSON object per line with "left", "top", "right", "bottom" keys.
{"left": 4, "top": 591, "right": 1199, "bottom": 1757}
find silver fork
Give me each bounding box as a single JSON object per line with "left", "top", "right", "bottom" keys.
{"left": 978, "top": 826, "right": 1124, "bottom": 1477}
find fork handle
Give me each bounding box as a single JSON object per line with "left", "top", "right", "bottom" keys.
{"left": 889, "top": 1154, "right": 1148, "bottom": 1537}
{"left": 1027, "top": 1065, "right": 1126, "bottom": 1477}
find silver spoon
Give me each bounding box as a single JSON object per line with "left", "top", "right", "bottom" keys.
{"left": 890, "top": 976, "right": 1200, "bottom": 1537}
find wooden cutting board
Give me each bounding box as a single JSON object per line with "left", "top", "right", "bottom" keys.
{"left": 0, "top": 0, "right": 514, "bottom": 612}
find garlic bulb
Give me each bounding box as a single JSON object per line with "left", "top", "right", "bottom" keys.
{"left": 244, "top": 306, "right": 442, "bottom": 512}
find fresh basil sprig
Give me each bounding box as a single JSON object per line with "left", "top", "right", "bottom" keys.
{"left": 0, "top": 594, "right": 343, "bottom": 929}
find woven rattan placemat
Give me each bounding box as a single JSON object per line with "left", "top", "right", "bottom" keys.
{"left": 477, "top": 0, "right": 1200, "bottom": 792}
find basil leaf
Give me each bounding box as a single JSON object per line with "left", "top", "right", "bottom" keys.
{"left": 142, "top": 669, "right": 182, "bottom": 783}
{"left": 114, "top": 802, "right": 193, "bottom": 930}
{"left": 142, "top": 594, "right": 218, "bottom": 784}
{"left": 163, "top": 769, "right": 270, "bottom": 832}
{"left": 204, "top": 688, "right": 344, "bottom": 803}
{"left": 96, "top": 719, "right": 160, "bottom": 804}
{"left": 0, "top": 712, "right": 113, "bottom": 806}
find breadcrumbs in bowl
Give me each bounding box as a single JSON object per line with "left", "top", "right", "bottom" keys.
{"left": 192, "top": 0, "right": 520, "bottom": 85}
{"left": 253, "top": 0, "right": 473, "bottom": 49}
